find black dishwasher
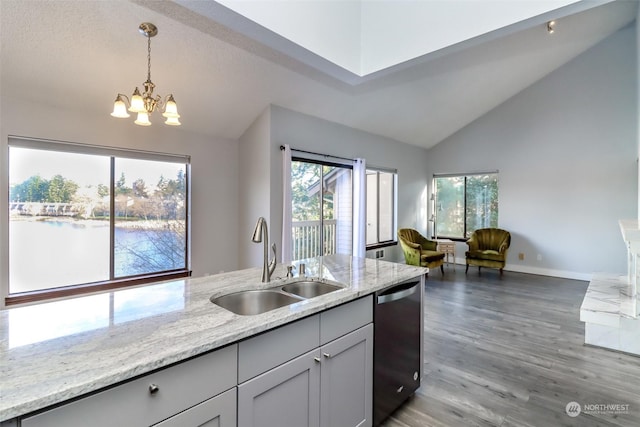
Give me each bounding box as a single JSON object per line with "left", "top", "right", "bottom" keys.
{"left": 373, "top": 278, "right": 422, "bottom": 426}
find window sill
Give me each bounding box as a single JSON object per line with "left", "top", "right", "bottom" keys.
{"left": 5, "top": 270, "right": 192, "bottom": 306}
{"left": 366, "top": 241, "right": 398, "bottom": 251}
{"left": 432, "top": 236, "right": 468, "bottom": 243}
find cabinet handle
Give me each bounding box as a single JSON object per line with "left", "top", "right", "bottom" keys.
{"left": 314, "top": 357, "right": 321, "bottom": 363}
{"left": 323, "top": 352, "right": 332, "bottom": 359}
{"left": 149, "top": 383, "right": 160, "bottom": 394}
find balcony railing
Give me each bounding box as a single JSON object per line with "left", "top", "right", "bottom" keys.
{"left": 292, "top": 219, "right": 336, "bottom": 260}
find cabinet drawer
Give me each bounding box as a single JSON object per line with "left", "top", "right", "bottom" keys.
{"left": 238, "top": 314, "right": 319, "bottom": 383}
{"left": 22, "top": 344, "right": 238, "bottom": 427}
{"left": 320, "top": 296, "right": 372, "bottom": 345}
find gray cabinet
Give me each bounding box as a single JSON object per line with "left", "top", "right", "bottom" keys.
{"left": 21, "top": 344, "right": 238, "bottom": 427}
{"left": 320, "top": 324, "right": 373, "bottom": 427}
{"left": 237, "top": 301, "right": 373, "bottom": 427}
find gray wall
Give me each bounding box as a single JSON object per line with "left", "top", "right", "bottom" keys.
{"left": 0, "top": 95, "right": 240, "bottom": 306}
{"left": 237, "top": 105, "right": 431, "bottom": 268}
{"left": 426, "top": 25, "right": 638, "bottom": 280}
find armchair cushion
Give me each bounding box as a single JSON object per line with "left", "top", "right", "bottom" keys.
{"left": 421, "top": 250, "right": 445, "bottom": 263}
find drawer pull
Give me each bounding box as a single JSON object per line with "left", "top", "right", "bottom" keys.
{"left": 314, "top": 357, "right": 321, "bottom": 363}
{"left": 323, "top": 352, "right": 332, "bottom": 359}
{"left": 149, "top": 383, "right": 160, "bottom": 394}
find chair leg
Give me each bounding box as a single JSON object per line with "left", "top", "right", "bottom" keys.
{"left": 465, "top": 264, "right": 469, "bottom": 274}
{"left": 500, "top": 268, "right": 503, "bottom": 276}
{"left": 440, "top": 264, "right": 444, "bottom": 274}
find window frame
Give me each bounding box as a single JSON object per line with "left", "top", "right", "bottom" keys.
{"left": 6, "top": 137, "right": 191, "bottom": 306}
{"left": 432, "top": 171, "right": 498, "bottom": 242}
{"left": 365, "top": 168, "right": 398, "bottom": 250}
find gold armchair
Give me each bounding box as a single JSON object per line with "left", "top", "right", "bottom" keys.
{"left": 465, "top": 228, "right": 511, "bottom": 274}
{"left": 398, "top": 228, "right": 445, "bottom": 274}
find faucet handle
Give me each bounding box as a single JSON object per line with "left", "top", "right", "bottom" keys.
{"left": 299, "top": 263, "right": 306, "bottom": 276}
{"left": 286, "top": 265, "right": 294, "bottom": 278}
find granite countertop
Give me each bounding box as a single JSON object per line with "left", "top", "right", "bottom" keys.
{"left": 0, "top": 255, "right": 426, "bottom": 421}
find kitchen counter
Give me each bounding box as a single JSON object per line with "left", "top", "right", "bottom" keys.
{"left": 0, "top": 255, "right": 426, "bottom": 422}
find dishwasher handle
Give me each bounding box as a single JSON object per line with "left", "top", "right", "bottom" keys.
{"left": 377, "top": 281, "right": 419, "bottom": 305}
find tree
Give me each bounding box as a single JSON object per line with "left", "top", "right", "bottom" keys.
{"left": 154, "top": 171, "right": 186, "bottom": 220}
{"left": 132, "top": 179, "right": 149, "bottom": 198}
{"left": 10, "top": 175, "right": 49, "bottom": 202}
{"left": 97, "top": 183, "right": 109, "bottom": 198}
{"left": 116, "top": 172, "right": 131, "bottom": 196}
{"left": 48, "top": 174, "right": 78, "bottom": 203}
{"left": 291, "top": 161, "right": 321, "bottom": 221}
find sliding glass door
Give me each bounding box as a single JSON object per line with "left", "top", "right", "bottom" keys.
{"left": 290, "top": 159, "right": 352, "bottom": 260}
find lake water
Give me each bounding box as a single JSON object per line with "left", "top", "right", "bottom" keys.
{"left": 9, "top": 219, "right": 185, "bottom": 294}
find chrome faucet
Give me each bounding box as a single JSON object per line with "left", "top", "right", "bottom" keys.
{"left": 252, "top": 217, "right": 277, "bottom": 282}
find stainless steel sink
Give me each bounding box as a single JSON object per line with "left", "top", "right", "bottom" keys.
{"left": 281, "top": 280, "right": 343, "bottom": 298}
{"left": 211, "top": 290, "right": 303, "bottom": 316}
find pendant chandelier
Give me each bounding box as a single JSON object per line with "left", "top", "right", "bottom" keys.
{"left": 111, "top": 22, "right": 181, "bottom": 126}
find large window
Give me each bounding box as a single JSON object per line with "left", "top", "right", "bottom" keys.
{"left": 290, "top": 158, "right": 352, "bottom": 260}
{"left": 433, "top": 172, "right": 498, "bottom": 240}
{"left": 8, "top": 138, "right": 189, "bottom": 303}
{"left": 366, "top": 169, "right": 397, "bottom": 248}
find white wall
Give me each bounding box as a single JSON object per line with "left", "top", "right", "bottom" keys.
{"left": 0, "top": 96, "right": 240, "bottom": 306}
{"left": 237, "top": 107, "right": 273, "bottom": 269}
{"left": 263, "top": 105, "right": 430, "bottom": 265}
{"left": 427, "top": 25, "right": 638, "bottom": 280}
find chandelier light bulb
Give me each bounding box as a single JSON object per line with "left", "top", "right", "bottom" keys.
{"left": 165, "top": 116, "right": 181, "bottom": 126}
{"left": 128, "top": 88, "right": 145, "bottom": 113}
{"left": 162, "top": 95, "right": 180, "bottom": 118}
{"left": 111, "top": 95, "right": 130, "bottom": 118}
{"left": 134, "top": 111, "right": 151, "bottom": 126}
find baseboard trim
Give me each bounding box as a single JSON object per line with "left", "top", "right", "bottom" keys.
{"left": 504, "top": 264, "right": 591, "bottom": 281}
{"left": 451, "top": 257, "right": 592, "bottom": 281}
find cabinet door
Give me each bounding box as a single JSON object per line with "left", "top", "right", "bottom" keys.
{"left": 238, "top": 350, "right": 320, "bottom": 427}
{"left": 153, "top": 388, "right": 236, "bottom": 427}
{"left": 320, "top": 324, "right": 373, "bottom": 427}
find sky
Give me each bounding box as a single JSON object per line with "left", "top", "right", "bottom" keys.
{"left": 9, "top": 147, "right": 185, "bottom": 192}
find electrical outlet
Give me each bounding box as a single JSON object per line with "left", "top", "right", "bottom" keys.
{"left": 375, "top": 250, "right": 384, "bottom": 259}
{"left": 518, "top": 253, "right": 524, "bottom": 260}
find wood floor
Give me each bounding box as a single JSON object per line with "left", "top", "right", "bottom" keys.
{"left": 381, "top": 267, "right": 640, "bottom": 427}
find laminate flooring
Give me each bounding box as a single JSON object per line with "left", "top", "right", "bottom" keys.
{"left": 380, "top": 267, "right": 640, "bottom": 427}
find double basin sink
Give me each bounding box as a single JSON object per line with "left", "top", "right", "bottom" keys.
{"left": 211, "top": 279, "right": 343, "bottom": 316}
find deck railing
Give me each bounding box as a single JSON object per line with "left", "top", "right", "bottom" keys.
{"left": 291, "top": 220, "right": 337, "bottom": 260}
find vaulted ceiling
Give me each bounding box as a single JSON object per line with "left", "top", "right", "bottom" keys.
{"left": 1, "top": 0, "right": 637, "bottom": 149}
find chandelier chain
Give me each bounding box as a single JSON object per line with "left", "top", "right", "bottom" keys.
{"left": 147, "top": 35, "right": 152, "bottom": 83}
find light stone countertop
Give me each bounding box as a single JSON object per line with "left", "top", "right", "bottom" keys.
{"left": 0, "top": 255, "right": 427, "bottom": 422}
